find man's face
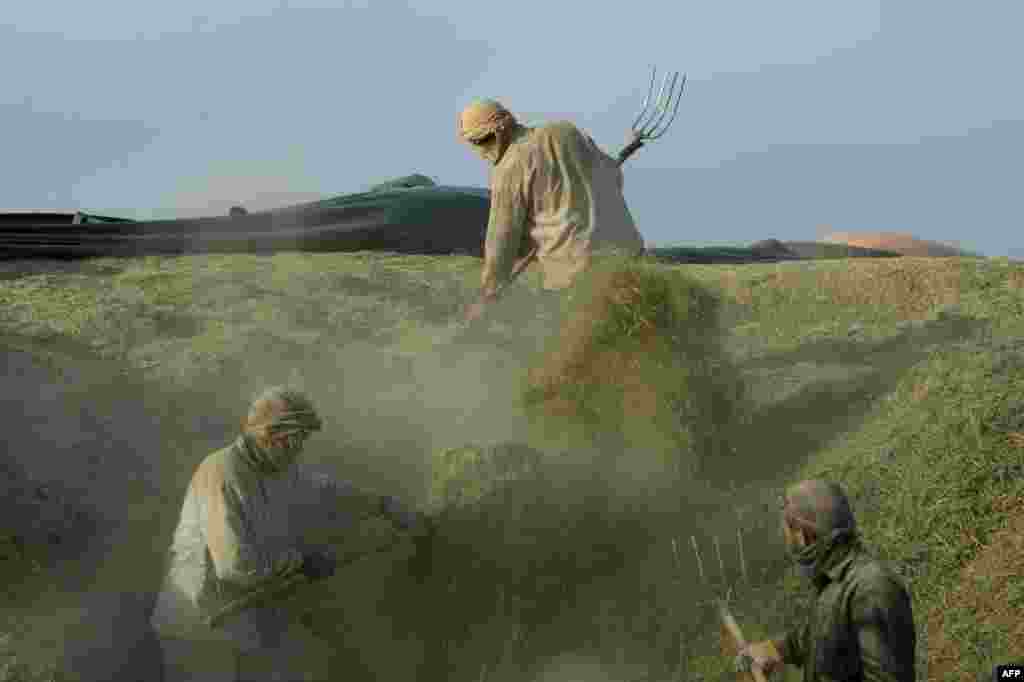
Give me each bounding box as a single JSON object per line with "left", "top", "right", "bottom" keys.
{"left": 779, "top": 496, "right": 810, "bottom": 553}
{"left": 467, "top": 130, "right": 506, "bottom": 165}
{"left": 267, "top": 429, "right": 311, "bottom": 468}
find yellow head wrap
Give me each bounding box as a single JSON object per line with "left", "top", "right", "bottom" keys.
{"left": 457, "top": 99, "right": 518, "bottom": 143}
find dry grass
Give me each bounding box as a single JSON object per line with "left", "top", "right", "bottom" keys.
{"left": 714, "top": 258, "right": 965, "bottom": 318}
{"left": 789, "top": 335, "right": 1024, "bottom": 681}
{"left": 821, "top": 232, "right": 974, "bottom": 258}
{"left": 522, "top": 257, "right": 748, "bottom": 479}
{"left": 2, "top": 252, "right": 1024, "bottom": 681}
{"left": 525, "top": 262, "right": 717, "bottom": 413}
{"left": 926, "top": 493, "right": 1024, "bottom": 679}
{"left": 1008, "top": 267, "right": 1024, "bottom": 291}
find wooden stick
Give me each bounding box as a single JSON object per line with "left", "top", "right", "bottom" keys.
{"left": 717, "top": 600, "right": 769, "bottom": 682}
{"left": 206, "top": 536, "right": 406, "bottom": 628}
{"left": 718, "top": 601, "right": 748, "bottom": 650}
{"left": 616, "top": 135, "right": 645, "bottom": 166}
{"left": 510, "top": 246, "right": 538, "bottom": 281}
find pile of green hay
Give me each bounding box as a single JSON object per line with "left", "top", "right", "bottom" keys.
{"left": 522, "top": 256, "right": 750, "bottom": 482}
{"left": 417, "top": 259, "right": 754, "bottom": 677}
{"left": 420, "top": 440, "right": 662, "bottom": 680}
{"left": 429, "top": 441, "right": 545, "bottom": 513}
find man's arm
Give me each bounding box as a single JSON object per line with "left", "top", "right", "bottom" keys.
{"left": 851, "top": 576, "right": 917, "bottom": 682}
{"left": 305, "top": 473, "right": 378, "bottom": 523}
{"left": 480, "top": 170, "right": 530, "bottom": 301}
{"left": 304, "top": 471, "right": 423, "bottom": 533}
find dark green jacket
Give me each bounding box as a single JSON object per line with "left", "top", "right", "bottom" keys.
{"left": 783, "top": 539, "right": 917, "bottom": 681}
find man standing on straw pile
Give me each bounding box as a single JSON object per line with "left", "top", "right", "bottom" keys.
{"left": 734, "top": 479, "right": 917, "bottom": 681}
{"left": 456, "top": 100, "right": 646, "bottom": 322}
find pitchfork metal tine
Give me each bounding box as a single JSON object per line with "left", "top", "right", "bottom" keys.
{"left": 649, "top": 73, "right": 685, "bottom": 139}
{"left": 648, "top": 72, "right": 683, "bottom": 138}
{"left": 630, "top": 65, "right": 658, "bottom": 132}
{"left": 631, "top": 66, "right": 687, "bottom": 141}
{"left": 634, "top": 68, "right": 669, "bottom": 134}
{"left": 645, "top": 71, "right": 679, "bottom": 136}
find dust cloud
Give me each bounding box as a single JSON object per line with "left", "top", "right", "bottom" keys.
{"left": 3, "top": 252, "right": 940, "bottom": 680}
{"left": 0, "top": 264, "right": 558, "bottom": 680}
{"left": 154, "top": 172, "right": 326, "bottom": 220}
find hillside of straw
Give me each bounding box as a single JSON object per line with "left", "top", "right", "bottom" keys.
{"left": 1, "top": 251, "right": 1022, "bottom": 680}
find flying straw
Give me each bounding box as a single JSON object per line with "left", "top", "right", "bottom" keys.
{"left": 737, "top": 526, "right": 748, "bottom": 584}
{"left": 713, "top": 535, "right": 726, "bottom": 591}
{"left": 690, "top": 536, "right": 706, "bottom": 585}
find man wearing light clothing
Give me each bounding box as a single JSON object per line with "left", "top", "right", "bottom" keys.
{"left": 457, "top": 99, "right": 645, "bottom": 321}
{"left": 151, "top": 386, "right": 426, "bottom": 681}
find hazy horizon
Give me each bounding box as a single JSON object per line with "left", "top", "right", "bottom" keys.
{"left": 3, "top": 0, "right": 1020, "bottom": 257}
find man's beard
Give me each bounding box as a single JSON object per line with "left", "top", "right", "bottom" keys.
{"left": 787, "top": 539, "right": 818, "bottom": 580}
{"left": 476, "top": 145, "right": 500, "bottom": 164}
{"left": 473, "top": 136, "right": 505, "bottom": 165}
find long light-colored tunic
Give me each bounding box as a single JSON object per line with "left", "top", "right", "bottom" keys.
{"left": 150, "top": 437, "right": 388, "bottom": 647}
{"left": 482, "top": 121, "right": 645, "bottom": 296}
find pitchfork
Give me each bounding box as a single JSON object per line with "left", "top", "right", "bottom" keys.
{"left": 686, "top": 534, "right": 778, "bottom": 682}
{"left": 506, "top": 66, "right": 687, "bottom": 284}
{"left": 616, "top": 66, "right": 687, "bottom": 166}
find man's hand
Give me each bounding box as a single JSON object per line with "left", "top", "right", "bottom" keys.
{"left": 398, "top": 509, "right": 435, "bottom": 538}
{"left": 379, "top": 495, "right": 434, "bottom": 537}
{"left": 734, "top": 640, "right": 784, "bottom": 677}
{"left": 464, "top": 290, "right": 499, "bottom": 323}
{"left": 407, "top": 511, "right": 437, "bottom": 539}
{"left": 299, "top": 550, "right": 337, "bottom": 582}
{"left": 375, "top": 496, "right": 437, "bottom": 582}
{"left": 464, "top": 299, "right": 490, "bottom": 323}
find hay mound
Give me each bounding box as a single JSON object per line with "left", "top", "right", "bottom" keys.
{"left": 429, "top": 441, "right": 545, "bottom": 512}
{"left": 822, "top": 231, "right": 975, "bottom": 257}
{"left": 523, "top": 257, "right": 748, "bottom": 478}
{"left": 421, "top": 441, "right": 660, "bottom": 673}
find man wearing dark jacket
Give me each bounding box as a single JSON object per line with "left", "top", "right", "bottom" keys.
{"left": 736, "top": 479, "right": 917, "bottom": 681}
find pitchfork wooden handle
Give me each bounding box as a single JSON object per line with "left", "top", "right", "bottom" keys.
{"left": 719, "top": 601, "right": 771, "bottom": 682}
{"left": 510, "top": 247, "right": 538, "bottom": 279}
{"left": 616, "top": 134, "right": 645, "bottom": 166}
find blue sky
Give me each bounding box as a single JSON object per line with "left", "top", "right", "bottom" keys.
{"left": 2, "top": 0, "right": 1021, "bottom": 257}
